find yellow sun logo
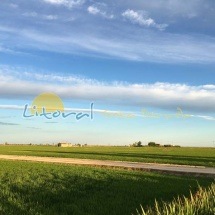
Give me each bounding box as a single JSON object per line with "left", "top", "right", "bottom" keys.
{"left": 22, "top": 92, "right": 93, "bottom": 121}
{"left": 31, "top": 92, "right": 64, "bottom": 114}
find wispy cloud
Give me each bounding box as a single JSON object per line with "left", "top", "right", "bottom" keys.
{"left": 23, "top": 12, "right": 58, "bottom": 20}
{"left": 0, "top": 104, "right": 214, "bottom": 122}
{"left": 0, "top": 116, "right": 16, "bottom": 119}
{"left": 0, "top": 105, "right": 25, "bottom": 110}
{"left": 122, "top": 9, "right": 168, "bottom": 30}
{"left": 0, "top": 121, "right": 19, "bottom": 126}
{"left": 0, "top": 45, "right": 13, "bottom": 54}
{"left": 88, "top": 3, "right": 114, "bottom": 19}
{"left": 42, "top": 0, "right": 85, "bottom": 8}
{"left": 9, "top": 3, "right": 18, "bottom": 9}
{"left": 44, "top": 15, "right": 58, "bottom": 20}
{"left": 1, "top": 24, "right": 215, "bottom": 63}
{"left": 0, "top": 67, "right": 215, "bottom": 113}
{"left": 22, "top": 12, "right": 38, "bottom": 17}
{"left": 0, "top": 45, "right": 21, "bottom": 55}
{"left": 27, "top": 126, "right": 41, "bottom": 129}
{"left": 194, "top": 115, "right": 215, "bottom": 121}
{"left": 0, "top": 0, "right": 215, "bottom": 64}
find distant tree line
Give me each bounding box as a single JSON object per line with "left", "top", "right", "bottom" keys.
{"left": 130, "top": 141, "right": 180, "bottom": 148}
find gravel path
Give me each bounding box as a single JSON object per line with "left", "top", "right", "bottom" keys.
{"left": 0, "top": 155, "right": 214, "bottom": 177}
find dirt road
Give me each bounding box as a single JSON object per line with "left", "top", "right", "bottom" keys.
{"left": 0, "top": 155, "right": 214, "bottom": 176}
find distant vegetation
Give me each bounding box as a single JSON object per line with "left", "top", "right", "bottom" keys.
{"left": 148, "top": 142, "right": 180, "bottom": 147}
{"left": 136, "top": 183, "right": 215, "bottom": 215}
{"left": 131, "top": 141, "right": 143, "bottom": 147}
{"left": 148, "top": 142, "right": 158, "bottom": 147}
{"left": 130, "top": 141, "right": 181, "bottom": 148}
{"left": 129, "top": 141, "right": 181, "bottom": 148}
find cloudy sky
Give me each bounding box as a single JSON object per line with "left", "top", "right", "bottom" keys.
{"left": 0, "top": 0, "right": 215, "bottom": 146}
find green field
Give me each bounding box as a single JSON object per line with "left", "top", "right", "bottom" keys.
{"left": 0, "top": 145, "right": 214, "bottom": 167}
{"left": 0, "top": 160, "right": 213, "bottom": 215}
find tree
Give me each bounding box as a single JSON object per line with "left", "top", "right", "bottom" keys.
{"left": 131, "top": 141, "right": 142, "bottom": 147}
{"left": 148, "top": 142, "right": 156, "bottom": 147}
{"left": 137, "top": 141, "right": 142, "bottom": 147}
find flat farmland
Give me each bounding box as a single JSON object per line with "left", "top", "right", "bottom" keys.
{"left": 0, "top": 160, "right": 213, "bottom": 215}
{"left": 0, "top": 145, "right": 214, "bottom": 167}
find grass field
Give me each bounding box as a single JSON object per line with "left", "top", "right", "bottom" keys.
{"left": 0, "top": 145, "right": 214, "bottom": 167}
{"left": 0, "top": 160, "right": 213, "bottom": 215}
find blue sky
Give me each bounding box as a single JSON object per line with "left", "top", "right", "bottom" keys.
{"left": 0, "top": 0, "right": 215, "bottom": 146}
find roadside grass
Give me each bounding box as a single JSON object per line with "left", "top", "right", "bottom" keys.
{"left": 0, "top": 160, "right": 213, "bottom": 215}
{"left": 0, "top": 145, "right": 214, "bottom": 167}
{"left": 136, "top": 183, "right": 215, "bottom": 215}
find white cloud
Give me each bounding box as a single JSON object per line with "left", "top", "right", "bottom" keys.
{"left": 42, "top": 0, "right": 85, "bottom": 8}
{"left": 43, "top": 15, "right": 58, "bottom": 20}
{"left": 0, "top": 67, "right": 215, "bottom": 113}
{"left": 122, "top": 9, "right": 168, "bottom": 30}
{"left": 88, "top": 6, "right": 100, "bottom": 15}
{"left": 87, "top": 4, "right": 114, "bottom": 19}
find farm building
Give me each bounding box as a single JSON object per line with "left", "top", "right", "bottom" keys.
{"left": 57, "top": 143, "right": 72, "bottom": 147}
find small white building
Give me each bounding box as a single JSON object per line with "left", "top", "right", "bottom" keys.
{"left": 57, "top": 143, "right": 72, "bottom": 147}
